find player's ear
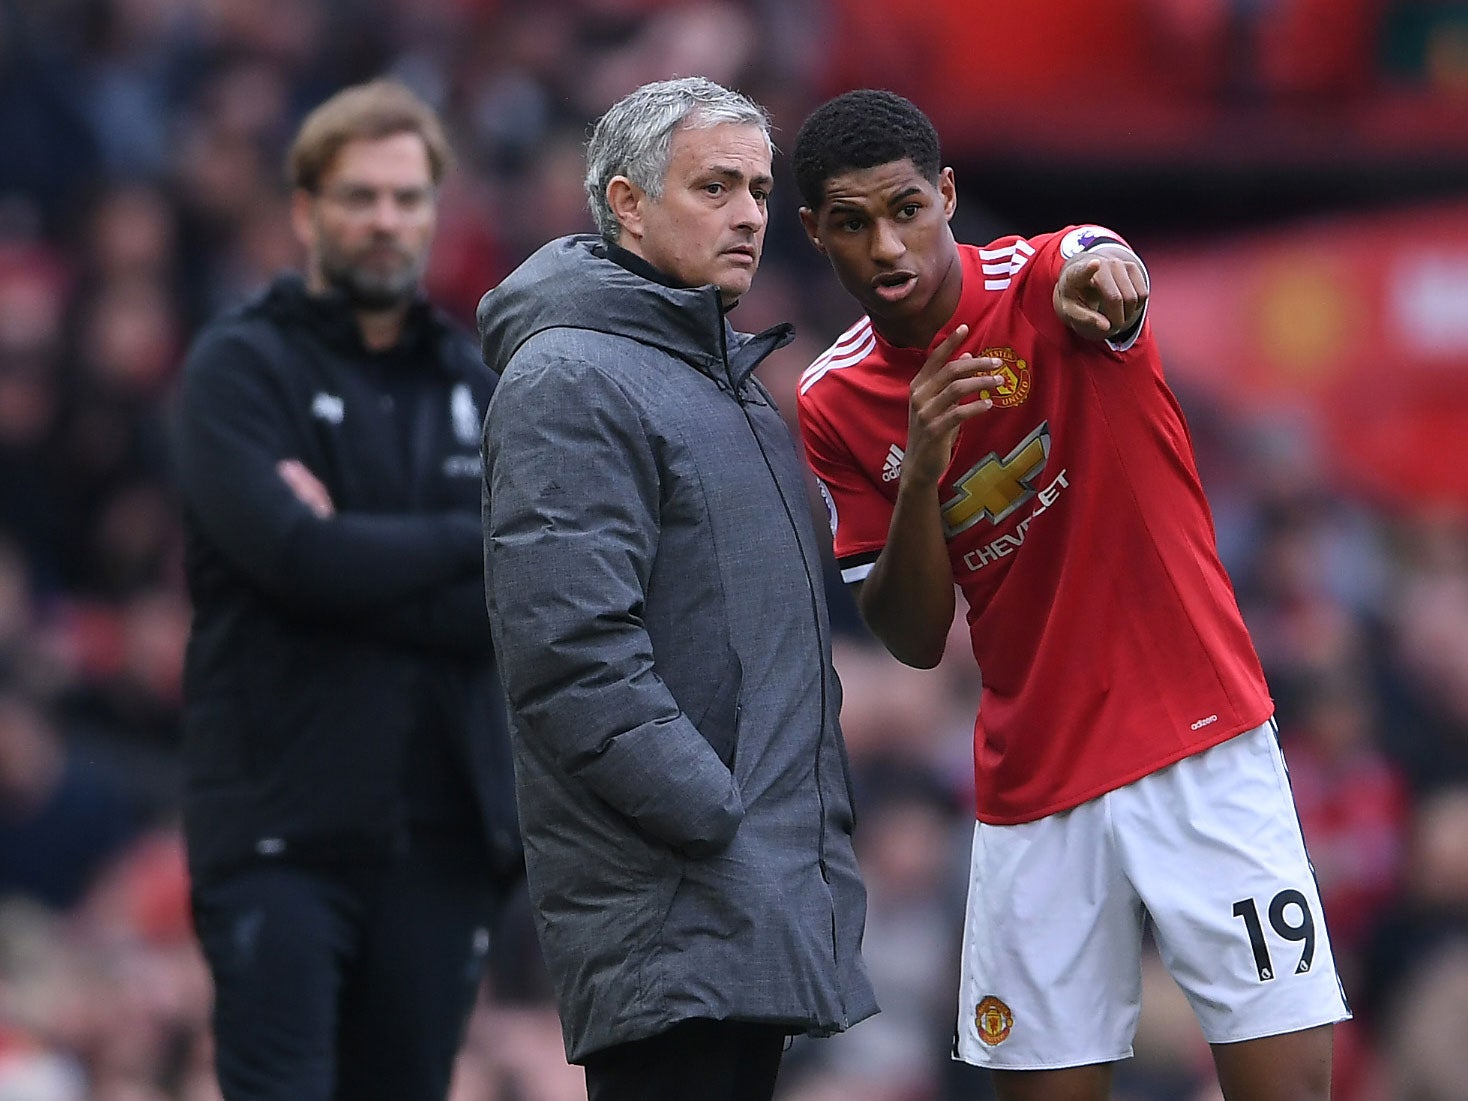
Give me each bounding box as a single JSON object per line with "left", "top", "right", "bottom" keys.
{"left": 798, "top": 206, "right": 825, "bottom": 254}
{"left": 606, "top": 176, "right": 644, "bottom": 243}
{"left": 939, "top": 167, "right": 958, "bottom": 222}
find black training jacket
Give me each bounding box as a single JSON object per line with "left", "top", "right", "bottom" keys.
{"left": 173, "top": 274, "right": 519, "bottom": 882}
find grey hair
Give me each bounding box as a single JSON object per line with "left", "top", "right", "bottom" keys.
{"left": 585, "top": 76, "right": 772, "bottom": 242}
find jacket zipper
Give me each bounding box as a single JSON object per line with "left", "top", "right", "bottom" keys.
{"left": 721, "top": 323, "right": 844, "bottom": 1000}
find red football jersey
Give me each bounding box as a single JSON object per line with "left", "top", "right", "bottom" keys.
{"left": 798, "top": 229, "right": 1273, "bottom": 824}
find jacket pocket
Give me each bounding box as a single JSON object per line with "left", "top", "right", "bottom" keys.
{"left": 688, "top": 660, "right": 742, "bottom": 768}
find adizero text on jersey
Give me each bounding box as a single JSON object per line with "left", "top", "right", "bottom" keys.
{"left": 797, "top": 231, "right": 1273, "bottom": 824}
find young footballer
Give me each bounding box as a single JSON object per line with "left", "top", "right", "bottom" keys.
{"left": 793, "top": 89, "right": 1349, "bottom": 1101}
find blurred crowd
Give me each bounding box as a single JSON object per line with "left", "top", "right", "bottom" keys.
{"left": 3, "top": 0, "right": 1468, "bottom": 1098}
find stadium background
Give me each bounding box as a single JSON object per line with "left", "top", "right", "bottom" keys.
{"left": 3, "top": 0, "right": 1468, "bottom": 1097}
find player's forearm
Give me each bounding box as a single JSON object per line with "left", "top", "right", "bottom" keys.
{"left": 858, "top": 485, "right": 955, "bottom": 668}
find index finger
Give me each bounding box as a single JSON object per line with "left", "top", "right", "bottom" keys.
{"left": 1062, "top": 257, "right": 1103, "bottom": 295}
{"left": 917, "top": 324, "right": 970, "bottom": 381}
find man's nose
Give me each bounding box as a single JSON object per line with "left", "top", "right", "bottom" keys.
{"left": 871, "top": 219, "right": 903, "bottom": 264}
{"left": 369, "top": 194, "right": 404, "bottom": 232}
{"left": 730, "top": 188, "right": 765, "bottom": 233}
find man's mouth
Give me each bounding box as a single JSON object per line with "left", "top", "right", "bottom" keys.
{"left": 871, "top": 271, "right": 918, "bottom": 302}
{"left": 361, "top": 245, "right": 409, "bottom": 266}
{"left": 724, "top": 245, "right": 757, "bottom": 263}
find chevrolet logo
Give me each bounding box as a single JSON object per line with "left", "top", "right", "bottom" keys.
{"left": 942, "top": 422, "right": 1050, "bottom": 536}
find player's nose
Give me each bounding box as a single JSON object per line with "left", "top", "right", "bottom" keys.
{"left": 871, "top": 219, "right": 904, "bottom": 264}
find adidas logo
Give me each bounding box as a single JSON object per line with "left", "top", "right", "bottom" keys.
{"left": 881, "top": 444, "right": 904, "bottom": 482}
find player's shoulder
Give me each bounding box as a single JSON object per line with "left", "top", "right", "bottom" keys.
{"left": 965, "top": 226, "right": 1134, "bottom": 298}
{"left": 965, "top": 227, "right": 1074, "bottom": 274}
{"left": 966, "top": 226, "right": 1127, "bottom": 266}
{"left": 797, "top": 315, "right": 879, "bottom": 405}
{"left": 961, "top": 233, "right": 1048, "bottom": 296}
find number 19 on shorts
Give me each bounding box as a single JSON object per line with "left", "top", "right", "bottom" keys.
{"left": 1232, "top": 889, "right": 1315, "bottom": 982}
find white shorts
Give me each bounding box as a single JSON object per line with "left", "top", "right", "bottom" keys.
{"left": 954, "top": 720, "right": 1351, "bottom": 1070}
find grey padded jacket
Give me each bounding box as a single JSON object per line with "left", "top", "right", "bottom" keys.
{"left": 478, "top": 235, "right": 877, "bottom": 1061}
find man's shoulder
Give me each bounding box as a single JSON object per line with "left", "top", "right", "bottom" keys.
{"left": 430, "top": 306, "right": 478, "bottom": 350}
{"left": 961, "top": 232, "right": 1063, "bottom": 295}
{"left": 494, "top": 328, "right": 644, "bottom": 405}
{"left": 505, "top": 324, "right": 674, "bottom": 381}
{"left": 429, "top": 311, "right": 492, "bottom": 382}
{"left": 962, "top": 227, "right": 1122, "bottom": 282}
{"left": 964, "top": 229, "right": 1070, "bottom": 257}
{"left": 797, "top": 316, "right": 880, "bottom": 408}
{"left": 183, "top": 293, "right": 292, "bottom": 378}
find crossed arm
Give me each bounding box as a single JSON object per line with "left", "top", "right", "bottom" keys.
{"left": 176, "top": 331, "right": 491, "bottom": 653}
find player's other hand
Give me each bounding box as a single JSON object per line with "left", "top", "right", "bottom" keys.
{"left": 277, "top": 458, "right": 335, "bottom": 518}
{"left": 1054, "top": 250, "right": 1148, "bottom": 342}
{"left": 905, "top": 324, "right": 1005, "bottom": 490}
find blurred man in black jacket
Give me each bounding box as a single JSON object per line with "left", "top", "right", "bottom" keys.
{"left": 173, "top": 80, "right": 520, "bottom": 1101}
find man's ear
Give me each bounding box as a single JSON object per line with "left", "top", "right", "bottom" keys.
{"left": 798, "top": 206, "right": 825, "bottom": 254}
{"left": 939, "top": 167, "right": 958, "bottom": 222}
{"left": 606, "top": 176, "right": 644, "bottom": 244}
{"left": 290, "top": 189, "right": 316, "bottom": 252}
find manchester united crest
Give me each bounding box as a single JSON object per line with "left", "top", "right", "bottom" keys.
{"left": 975, "top": 995, "right": 1014, "bottom": 1046}
{"left": 977, "top": 346, "right": 1031, "bottom": 408}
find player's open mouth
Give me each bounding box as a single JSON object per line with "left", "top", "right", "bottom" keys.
{"left": 872, "top": 272, "right": 917, "bottom": 302}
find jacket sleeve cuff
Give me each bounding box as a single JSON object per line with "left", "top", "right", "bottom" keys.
{"left": 572, "top": 716, "right": 745, "bottom": 857}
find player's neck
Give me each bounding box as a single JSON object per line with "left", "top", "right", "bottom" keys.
{"left": 871, "top": 315, "right": 941, "bottom": 351}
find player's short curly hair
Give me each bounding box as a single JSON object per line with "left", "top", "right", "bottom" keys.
{"left": 792, "top": 89, "right": 941, "bottom": 210}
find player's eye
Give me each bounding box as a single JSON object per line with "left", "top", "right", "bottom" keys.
{"left": 896, "top": 203, "right": 921, "bottom": 220}
{"left": 704, "top": 182, "right": 726, "bottom": 196}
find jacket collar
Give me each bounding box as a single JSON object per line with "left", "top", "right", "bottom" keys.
{"left": 604, "top": 242, "right": 690, "bottom": 292}
{"left": 477, "top": 235, "right": 792, "bottom": 389}
{"left": 261, "top": 273, "right": 450, "bottom": 369}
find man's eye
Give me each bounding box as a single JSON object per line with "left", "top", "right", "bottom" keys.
{"left": 897, "top": 204, "right": 920, "bottom": 220}
{"left": 704, "top": 183, "right": 725, "bottom": 196}
{"left": 841, "top": 218, "right": 863, "bottom": 233}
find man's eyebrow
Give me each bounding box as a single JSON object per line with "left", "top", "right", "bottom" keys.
{"left": 332, "top": 181, "right": 430, "bottom": 194}
{"left": 887, "top": 186, "right": 923, "bottom": 206}
{"left": 705, "top": 165, "right": 774, "bottom": 187}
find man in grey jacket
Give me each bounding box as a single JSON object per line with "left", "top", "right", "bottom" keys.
{"left": 477, "top": 77, "right": 877, "bottom": 1100}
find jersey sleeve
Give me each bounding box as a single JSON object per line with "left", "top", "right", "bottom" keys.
{"left": 796, "top": 390, "right": 892, "bottom": 585}
{"left": 1017, "top": 226, "right": 1151, "bottom": 354}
